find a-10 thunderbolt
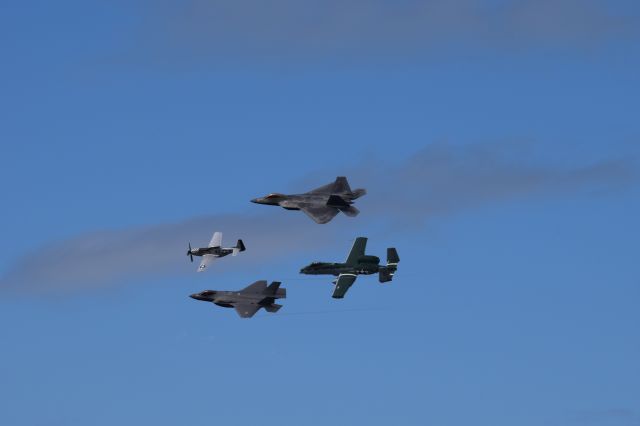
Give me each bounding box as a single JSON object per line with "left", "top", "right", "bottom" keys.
{"left": 251, "top": 176, "right": 366, "bottom": 224}
{"left": 190, "top": 280, "right": 286, "bottom": 318}
{"left": 300, "top": 237, "right": 399, "bottom": 298}
{"left": 187, "top": 231, "right": 246, "bottom": 272}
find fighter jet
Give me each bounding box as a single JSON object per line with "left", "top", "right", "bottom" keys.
{"left": 187, "top": 231, "right": 246, "bottom": 272}
{"left": 300, "top": 237, "right": 399, "bottom": 299}
{"left": 189, "top": 281, "right": 286, "bottom": 318}
{"left": 251, "top": 176, "right": 366, "bottom": 224}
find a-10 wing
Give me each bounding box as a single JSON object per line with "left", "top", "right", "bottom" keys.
{"left": 332, "top": 274, "right": 358, "bottom": 299}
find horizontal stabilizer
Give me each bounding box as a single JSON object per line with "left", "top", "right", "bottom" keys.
{"left": 379, "top": 268, "right": 394, "bottom": 283}
{"left": 263, "top": 304, "right": 282, "bottom": 313}
{"left": 339, "top": 206, "right": 360, "bottom": 217}
{"left": 351, "top": 188, "right": 366, "bottom": 199}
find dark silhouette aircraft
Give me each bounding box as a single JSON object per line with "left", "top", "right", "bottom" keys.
{"left": 251, "top": 176, "right": 366, "bottom": 224}
{"left": 190, "top": 280, "right": 286, "bottom": 318}
{"left": 300, "top": 237, "right": 399, "bottom": 298}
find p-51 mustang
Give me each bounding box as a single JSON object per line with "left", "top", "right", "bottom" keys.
{"left": 300, "top": 237, "right": 399, "bottom": 298}
{"left": 187, "top": 232, "right": 246, "bottom": 272}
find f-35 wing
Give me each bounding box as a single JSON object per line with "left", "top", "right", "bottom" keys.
{"left": 234, "top": 304, "right": 261, "bottom": 318}
{"left": 209, "top": 232, "right": 222, "bottom": 248}
{"left": 332, "top": 273, "right": 358, "bottom": 299}
{"left": 241, "top": 280, "right": 268, "bottom": 293}
{"left": 300, "top": 205, "right": 339, "bottom": 224}
{"left": 198, "top": 254, "right": 216, "bottom": 272}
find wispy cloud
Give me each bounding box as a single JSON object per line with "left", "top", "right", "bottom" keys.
{"left": 0, "top": 213, "right": 347, "bottom": 294}
{"left": 133, "top": 0, "right": 639, "bottom": 65}
{"left": 0, "top": 142, "right": 635, "bottom": 293}
{"left": 349, "top": 142, "right": 636, "bottom": 226}
{"left": 573, "top": 408, "right": 640, "bottom": 425}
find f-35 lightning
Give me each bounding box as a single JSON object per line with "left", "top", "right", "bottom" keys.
{"left": 187, "top": 231, "right": 246, "bottom": 272}
{"left": 190, "top": 280, "right": 286, "bottom": 318}
{"left": 251, "top": 176, "right": 366, "bottom": 224}
{"left": 300, "top": 237, "right": 399, "bottom": 299}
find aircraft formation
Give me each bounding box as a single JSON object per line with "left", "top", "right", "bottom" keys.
{"left": 189, "top": 176, "right": 399, "bottom": 318}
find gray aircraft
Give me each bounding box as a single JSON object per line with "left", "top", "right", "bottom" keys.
{"left": 300, "top": 237, "right": 399, "bottom": 299}
{"left": 187, "top": 231, "right": 246, "bottom": 272}
{"left": 190, "top": 280, "right": 286, "bottom": 318}
{"left": 250, "top": 176, "right": 366, "bottom": 224}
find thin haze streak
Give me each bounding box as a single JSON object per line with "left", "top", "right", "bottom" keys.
{"left": 0, "top": 143, "right": 635, "bottom": 294}
{"left": 134, "top": 0, "right": 640, "bottom": 65}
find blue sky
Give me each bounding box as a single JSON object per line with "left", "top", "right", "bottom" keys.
{"left": 1, "top": 1, "right": 639, "bottom": 425}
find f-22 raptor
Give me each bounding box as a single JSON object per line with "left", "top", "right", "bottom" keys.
{"left": 251, "top": 176, "right": 366, "bottom": 224}
{"left": 300, "top": 237, "right": 399, "bottom": 299}
{"left": 190, "top": 281, "right": 286, "bottom": 318}
{"left": 187, "top": 231, "right": 246, "bottom": 272}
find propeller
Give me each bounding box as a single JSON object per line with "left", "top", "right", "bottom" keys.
{"left": 187, "top": 243, "right": 193, "bottom": 262}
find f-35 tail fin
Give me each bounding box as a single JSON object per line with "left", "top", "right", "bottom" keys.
{"left": 265, "top": 281, "right": 286, "bottom": 298}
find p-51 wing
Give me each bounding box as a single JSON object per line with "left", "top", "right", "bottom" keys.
{"left": 209, "top": 232, "right": 222, "bottom": 248}
{"left": 198, "top": 254, "right": 216, "bottom": 272}
{"left": 332, "top": 274, "right": 358, "bottom": 299}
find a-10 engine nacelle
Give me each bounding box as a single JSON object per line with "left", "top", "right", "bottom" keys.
{"left": 358, "top": 255, "right": 380, "bottom": 264}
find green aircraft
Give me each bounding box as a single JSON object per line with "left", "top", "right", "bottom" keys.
{"left": 300, "top": 237, "right": 399, "bottom": 298}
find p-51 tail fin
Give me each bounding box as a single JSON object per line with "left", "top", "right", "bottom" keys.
{"left": 232, "top": 239, "right": 246, "bottom": 256}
